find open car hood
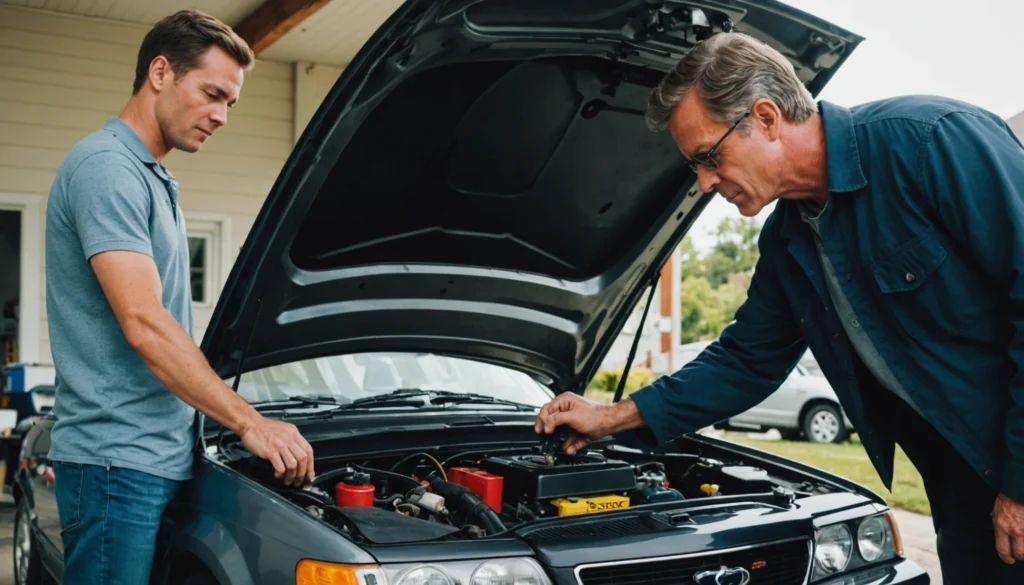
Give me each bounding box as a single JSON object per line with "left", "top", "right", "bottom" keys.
{"left": 202, "top": 0, "right": 860, "bottom": 393}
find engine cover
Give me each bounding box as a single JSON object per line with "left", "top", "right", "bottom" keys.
{"left": 481, "top": 452, "right": 637, "bottom": 502}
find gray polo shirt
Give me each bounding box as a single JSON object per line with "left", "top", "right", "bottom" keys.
{"left": 799, "top": 198, "right": 925, "bottom": 418}
{"left": 45, "top": 117, "right": 195, "bottom": 481}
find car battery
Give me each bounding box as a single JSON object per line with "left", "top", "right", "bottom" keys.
{"left": 549, "top": 494, "right": 630, "bottom": 516}
{"left": 448, "top": 467, "right": 503, "bottom": 512}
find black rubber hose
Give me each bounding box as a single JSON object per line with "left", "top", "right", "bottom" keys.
{"left": 503, "top": 503, "right": 537, "bottom": 521}
{"left": 429, "top": 480, "right": 506, "bottom": 535}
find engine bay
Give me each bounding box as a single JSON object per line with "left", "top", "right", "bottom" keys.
{"left": 229, "top": 433, "right": 833, "bottom": 544}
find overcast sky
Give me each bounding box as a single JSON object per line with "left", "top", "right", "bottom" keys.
{"left": 687, "top": 0, "right": 1024, "bottom": 251}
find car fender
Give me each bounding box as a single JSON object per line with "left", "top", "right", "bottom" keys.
{"left": 160, "top": 524, "right": 254, "bottom": 585}
{"left": 161, "top": 457, "right": 378, "bottom": 585}
{"left": 793, "top": 379, "right": 853, "bottom": 426}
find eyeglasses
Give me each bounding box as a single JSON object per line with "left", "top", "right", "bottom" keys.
{"left": 682, "top": 112, "right": 750, "bottom": 172}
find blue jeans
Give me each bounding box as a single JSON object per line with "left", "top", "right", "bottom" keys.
{"left": 52, "top": 461, "right": 181, "bottom": 585}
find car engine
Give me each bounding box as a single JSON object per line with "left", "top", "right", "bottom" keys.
{"left": 239, "top": 435, "right": 816, "bottom": 544}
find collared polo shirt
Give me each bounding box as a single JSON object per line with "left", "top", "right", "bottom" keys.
{"left": 45, "top": 117, "right": 196, "bottom": 481}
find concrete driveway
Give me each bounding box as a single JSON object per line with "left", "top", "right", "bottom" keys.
{"left": 892, "top": 508, "right": 942, "bottom": 583}
{"left": 0, "top": 498, "right": 941, "bottom": 584}
{"left": 0, "top": 498, "right": 13, "bottom": 585}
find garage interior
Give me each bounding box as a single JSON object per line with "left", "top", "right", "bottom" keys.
{"left": 0, "top": 210, "right": 19, "bottom": 368}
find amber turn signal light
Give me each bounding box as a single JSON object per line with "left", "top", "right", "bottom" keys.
{"left": 296, "top": 560, "right": 382, "bottom": 585}
{"left": 885, "top": 511, "right": 904, "bottom": 557}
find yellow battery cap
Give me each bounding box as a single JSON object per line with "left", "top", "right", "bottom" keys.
{"left": 550, "top": 494, "right": 630, "bottom": 516}
{"left": 700, "top": 483, "right": 720, "bottom": 496}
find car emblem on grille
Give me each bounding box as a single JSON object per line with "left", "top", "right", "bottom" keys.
{"left": 692, "top": 566, "right": 751, "bottom": 585}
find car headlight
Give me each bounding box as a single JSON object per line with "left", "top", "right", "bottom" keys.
{"left": 814, "top": 523, "right": 853, "bottom": 576}
{"left": 471, "top": 559, "right": 549, "bottom": 585}
{"left": 296, "top": 558, "right": 552, "bottom": 585}
{"left": 856, "top": 516, "right": 889, "bottom": 562}
{"left": 811, "top": 512, "right": 902, "bottom": 582}
{"left": 394, "top": 565, "right": 457, "bottom": 585}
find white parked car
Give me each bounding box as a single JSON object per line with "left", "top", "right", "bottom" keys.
{"left": 677, "top": 341, "right": 854, "bottom": 443}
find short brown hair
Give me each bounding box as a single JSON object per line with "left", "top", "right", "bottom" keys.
{"left": 646, "top": 32, "right": 816, "bottom": 132}
{"left": 133, "top": 9, "right": 254, "bottom": 94}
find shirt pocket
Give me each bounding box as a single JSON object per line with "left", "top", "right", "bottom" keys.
{"left": 869, "top": 230, "right": 983, "bottom": 343}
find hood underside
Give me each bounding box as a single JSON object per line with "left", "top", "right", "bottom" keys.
{"left": 201, "top": 0, "right": 861, "bottom": 392}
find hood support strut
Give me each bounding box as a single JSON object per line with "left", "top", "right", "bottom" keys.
{"left": 211, "top": 297, "right": 263, "bottom": 452}
{"left": 613, "top": 271, "right": 660, "bottom": 403}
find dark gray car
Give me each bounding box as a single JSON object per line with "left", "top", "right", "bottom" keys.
{"left": 13, "top": 1, "right": 928, "bottom": 584}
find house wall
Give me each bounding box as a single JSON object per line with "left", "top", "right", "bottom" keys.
{"left": 0, "top": 4, "right": 296, "bottom": 363}
{"left": 293, "top": 61, "right": 345, "bottom": 143}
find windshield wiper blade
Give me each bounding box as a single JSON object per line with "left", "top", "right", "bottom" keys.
{"left": 347, "top": 388, "right": 436, "bottom": 405}
{"left": 289, "top": 391, "right": 430, "bottom": 419}
{"left": 249, "top": 398, "right": 313, "bottom": 411}
{"left": 429, "top": 395, "right": 535, "bottom": 411}
{"left": 292, "top": 395, "right": 344, "bottom": 406}
{"left": 246, "top": 396, "right": 345, "bottom": 416}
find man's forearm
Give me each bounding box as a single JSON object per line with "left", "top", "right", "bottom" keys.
{"left": 601, "top": 398, "right": 647, "bottom": 435}
{"left": 124, "top": 308, "right": 258, "bottom": 435}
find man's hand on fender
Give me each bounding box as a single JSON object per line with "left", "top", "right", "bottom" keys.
{"left": 534, "top": 393, "right": 646, "bottom": 455}
{"left": 993, "top": 492, "right": 1024, "bottom": 564}
{"left": 239, "top": 415, "right": 315, "bottom": 486}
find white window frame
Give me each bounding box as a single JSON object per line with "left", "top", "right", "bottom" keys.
{"left": 0, "top": 193, "right": 42, "bottom": 365}
{"left": 185, "top": 212, "right": 232, "bottom": 309}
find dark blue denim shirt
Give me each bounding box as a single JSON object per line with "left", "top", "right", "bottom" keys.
{"left": 631, "top": 95, "right": 1024, "bottom": 502}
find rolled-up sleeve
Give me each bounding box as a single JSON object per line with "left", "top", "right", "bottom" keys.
{"left": 67, "top": 151, "right": 153, "bottom": 261}
{"left": 629, "top": 240, "right": 808, "bottom": 444}
{"left": 915, "top": 111, "right": 1024, "bottom": 502}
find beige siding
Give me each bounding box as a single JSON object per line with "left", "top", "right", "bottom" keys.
{"left": 294, "top": 61, "right": 344, "bottom": 143}
{"left": 0, "top": 4, "right": 295, "bottom": 363}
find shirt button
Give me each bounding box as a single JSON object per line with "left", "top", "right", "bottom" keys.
{"left": 852, "top": 319, "right": 860, "bottom": 328}
{"left": 832, "top": 333, "right": 840, "bottom": 341}
{"left": 985, "top": 469, "right": 994, "bottom": 478}
{"left": 845, "top": 273, "right": 853, "bottom": 282}
{"left": 904, "top": 272, "right": 916, "bottom": 283}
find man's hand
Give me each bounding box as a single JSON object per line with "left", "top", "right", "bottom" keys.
{"left": 993, "top": 493, "right": 1024, "bottom": 564}
{"left": 239, "top": 415, "right": 315, "bottom": 486}
{"left": 534, "top": 393, "right": 646, "bottom": 454}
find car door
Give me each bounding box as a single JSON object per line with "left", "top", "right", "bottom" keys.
{"left": 731, "top": 366, "right": 808, "bottom": 428}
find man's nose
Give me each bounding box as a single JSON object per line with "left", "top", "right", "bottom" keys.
{"left": 211, "top": 105, "right": 227, "bottom": 128}
{"left": 696, "top": 166, "right": 720, "bottom": 194}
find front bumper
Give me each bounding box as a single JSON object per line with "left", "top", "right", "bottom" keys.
{"left": 818, "top": 557, "right": 929, "bottom": 584}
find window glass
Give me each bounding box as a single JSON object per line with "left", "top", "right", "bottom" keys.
{"left": 236, "top": 352, "right": 553, "bottom": 407}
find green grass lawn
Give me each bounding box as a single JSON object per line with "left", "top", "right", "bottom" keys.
{"left": 721, "top": 433, "right": 931, "bottom": 516}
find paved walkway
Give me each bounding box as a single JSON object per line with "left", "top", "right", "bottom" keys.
{"left": 892, "top": 508, "right": 941, "bottom": 584}
{"left": 0, "top": 498, "right": 12, "bottom": 585}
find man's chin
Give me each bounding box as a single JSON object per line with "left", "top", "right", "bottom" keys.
{"left": 174, "top": 140, "right": 202, "bottom": 154}
{"left": 732, "top": 198, "right": 763, "bottom": 217}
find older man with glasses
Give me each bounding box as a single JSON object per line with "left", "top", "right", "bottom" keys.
{"left": 536, "top": 31, "right": 1024, "bottom": 583}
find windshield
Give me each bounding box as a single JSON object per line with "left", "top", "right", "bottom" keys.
{"left": 234, "top": 352, "right": 553, "bottom": 407}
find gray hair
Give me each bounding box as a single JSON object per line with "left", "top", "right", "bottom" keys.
{"left": 646, "top": 32, "right": 816, "bottom": 132}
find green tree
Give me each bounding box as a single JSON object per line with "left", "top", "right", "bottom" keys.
{"left": 703, "top": 217, "right": 760, "bottom": 286}
{"left": 679, "top": 217, "right": 760, "bottom": 342}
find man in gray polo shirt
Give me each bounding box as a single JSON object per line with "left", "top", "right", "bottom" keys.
{"left": 44, "top": 11, "right": 314, "bottom": 585}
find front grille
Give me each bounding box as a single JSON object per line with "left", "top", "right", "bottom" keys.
{"left": 576, "top": 539, "right": 810, "bottom": 585}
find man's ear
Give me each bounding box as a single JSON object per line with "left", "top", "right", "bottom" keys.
{"left": 148, "top": 56, "right": 173, "bottom": 92}
{"left": 751, "top": 98, "right": 783, "bottom": 141}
